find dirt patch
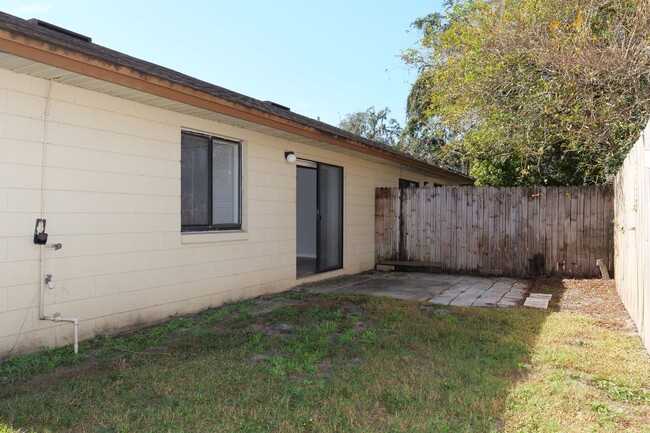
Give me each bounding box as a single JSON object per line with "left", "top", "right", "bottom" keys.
{"left": 530, "top": 277, "right": 637, "bottom": 333}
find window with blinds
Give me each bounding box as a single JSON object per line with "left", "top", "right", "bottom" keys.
{"left": 181, "top": 131, "right": 242, "bottom": 231}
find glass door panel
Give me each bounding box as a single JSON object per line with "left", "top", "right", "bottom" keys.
{"left": 317, "top": 163, "right": 343, "bottom": 272}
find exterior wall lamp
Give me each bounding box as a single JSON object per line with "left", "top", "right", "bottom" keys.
{"left": 285, "top": 151, "right": 297, "bottom": 164}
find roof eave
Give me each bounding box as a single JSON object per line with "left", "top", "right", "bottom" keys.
{"left": 0, "top": 28, "right": 473, "bottom": 184}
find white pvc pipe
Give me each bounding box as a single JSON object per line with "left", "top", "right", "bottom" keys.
{"left": 44, "top": 316, "right": 79, "bottom": 354}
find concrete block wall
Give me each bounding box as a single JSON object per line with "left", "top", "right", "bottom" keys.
{"left": 0, "top": 68, "right": 450, "bottom": 356}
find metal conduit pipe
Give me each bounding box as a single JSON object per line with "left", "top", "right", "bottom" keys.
{"left": 38, "top": 79, "right": 53, "bottom": 320}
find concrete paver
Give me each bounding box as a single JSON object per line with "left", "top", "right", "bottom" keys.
{"left": 524, "top": 293, "right": 552, "bottom": 309}
{"left": 298, "top": 271, "right": 530, "bottom": 308}
{"left": 449, "top": 298, "right": 476, "bottom": 307}
{"left": 497, "top": 298, "right": 520, "bottom": 307}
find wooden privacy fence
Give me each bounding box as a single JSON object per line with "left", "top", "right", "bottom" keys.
{"left": 375, "top": 186, "right": 614, "bottom": 278}
{"left": 614, "top": 121, "right": 650, "bottom": 353}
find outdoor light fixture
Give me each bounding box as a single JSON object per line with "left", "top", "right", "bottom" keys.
{"left": 285, "top": 151, "right": 297, "bottom": 164}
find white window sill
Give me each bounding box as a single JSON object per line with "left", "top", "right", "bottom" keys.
{"left": 181, "top": 231, "right": 249, "bottom": 244}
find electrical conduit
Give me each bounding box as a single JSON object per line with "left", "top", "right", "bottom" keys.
{"left": 38, "top": 79, "right": 79, "bottom": 354}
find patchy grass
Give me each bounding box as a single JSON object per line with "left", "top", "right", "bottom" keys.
{"left": 502, "top": 278, "right": 650, "bottom": 432}
{"left": 0, "top": 280, "right": 648, "bottom": 432}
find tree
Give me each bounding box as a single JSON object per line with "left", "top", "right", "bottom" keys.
{"left": 338, "top": 106, "right": 403, "bottom": 147}
{"left": 403, "top": 0, "right": 650, "bottom": 186}
{"left": 402, "top": 74, "right": 468, "bottom": 173}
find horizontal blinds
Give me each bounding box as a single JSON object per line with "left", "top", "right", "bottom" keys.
{"left": 181, "top": 133, "right": 210, "bottom": 226}
{"left": 212, "top": 139, "right": 240, "bottom": 226}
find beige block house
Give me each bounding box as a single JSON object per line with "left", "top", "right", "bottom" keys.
{"left": 0, "top": 12, "right": 471, "bottom": 356}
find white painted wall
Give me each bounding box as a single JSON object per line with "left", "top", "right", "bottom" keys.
{"left": 0, "top": 67, "right": 457, "bottom": 356}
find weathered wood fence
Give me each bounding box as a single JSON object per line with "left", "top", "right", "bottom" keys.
{"left": 375, "top": 186, "right": 614, "bottom": 278}
{"left": 615, "top": 121, "right": 650, "bottom": 353}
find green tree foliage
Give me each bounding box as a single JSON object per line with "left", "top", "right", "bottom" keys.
{"left": 403, "top": 0, "right": 650, "bottom": 185}
{"left": 338, "top": 106, "right": 466, "bottom": 174}
{"left": 338, "top": 106, "right": 403, "bottom": 147}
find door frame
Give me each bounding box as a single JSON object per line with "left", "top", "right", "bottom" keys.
{"left": 296, "top": 159, "right": 344, "bottom": 274}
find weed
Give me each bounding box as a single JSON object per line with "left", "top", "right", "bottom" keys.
{"left": 237, "top": 418, "right": 272, "bottom": 433}
{"left": 360, "top": 329, "right": 378, "bottom": 344}
{"left": 294, "top": 352, "right": 319, "bottom": 374}
{"left": 313, "top": 322, "right": 337, "bottom": 335}
{"left": 347, "top": 314, "right": 361, "bottom": 323}
{"left": 594, "top": 379, "right": 650, "bottom": 403}
{"left": 305, "top": 307, "right": 343, "bottom": 321}
{"left": 268, "top": 355, "right": 288, "bottom": 376}
{"left": 590, "top": 401, "right": 623, "bottom": 422}
{"left": 248, "top": 332, "right": 265, "bottom": 349}
{"left": 387, "top": 311, "right": 404, "bottom": 322}
{"left": 338, "top": 328, "right": 357, "bottom": 344}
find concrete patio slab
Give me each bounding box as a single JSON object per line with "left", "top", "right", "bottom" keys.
{"left": 297, "top": 271, "right": 529, "bottom": 307}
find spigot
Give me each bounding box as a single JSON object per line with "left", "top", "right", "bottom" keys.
{"left": 45, "top": 274, "right": 54, "bottom": 289}
{"left": 49, "top": 243, "right": 62, "bottom": 250}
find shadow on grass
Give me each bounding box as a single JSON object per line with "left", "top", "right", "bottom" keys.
{"left": 0, "top": 281, "right": 566, "bottom": 433}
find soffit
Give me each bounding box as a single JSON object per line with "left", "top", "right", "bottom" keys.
{"left": 0, "top": 51, "right": 408, "bottom": 166}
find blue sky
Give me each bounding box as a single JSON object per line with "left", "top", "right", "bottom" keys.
{"left": 3, "top": 0, "right": 444, "bottom": 126}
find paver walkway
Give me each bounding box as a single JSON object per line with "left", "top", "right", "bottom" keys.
{"left": 298, "top": 271, "right": 529, "bottom": 307}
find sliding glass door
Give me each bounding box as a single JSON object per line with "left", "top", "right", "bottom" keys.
{"left": 296, "top": 161, "right": 343, "bottom": 276}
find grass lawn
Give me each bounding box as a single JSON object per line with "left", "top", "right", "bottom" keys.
{"left": 1, "top": 278, "right": 648, "bottom": 432}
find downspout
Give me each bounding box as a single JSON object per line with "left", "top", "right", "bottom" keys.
{"left": 38, "top": 78, "right": 80, "bottom": 354}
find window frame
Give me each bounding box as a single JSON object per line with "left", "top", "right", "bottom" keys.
{"left": 181, "top": 130, "right": 242, "bottom": 232}
{"left": 398, "top": 178, "right": 420, "bottom": 189}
